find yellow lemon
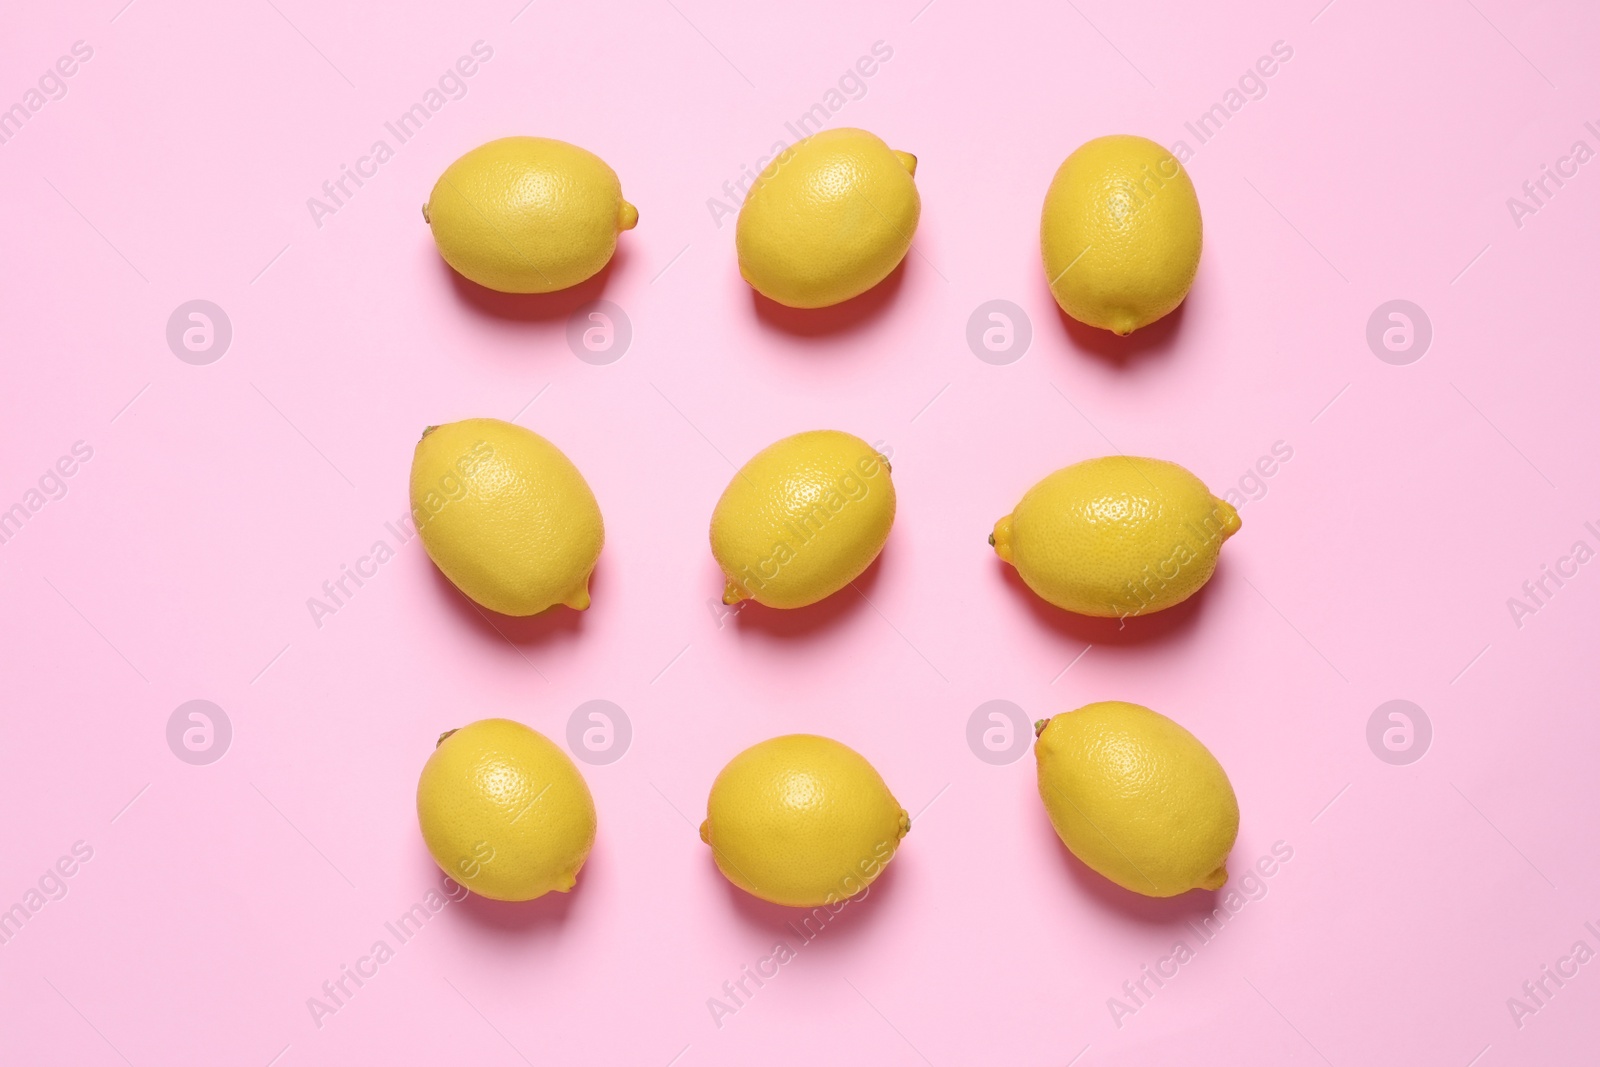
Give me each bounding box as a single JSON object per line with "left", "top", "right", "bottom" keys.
{"left": 1035, "top": 702, "right": 1238, "bottom": 897}
{"left": 1041, "top": 135, "right": 1201, "bottom": 335}
{"left": 416, "top": 718, "right": 596, "bottom": 902}
{"left": 992, "top": 456, "right": 1238, "bottom": 618}
{"left": 700, "top": 735, "right": 909, "bottom": 908}
{"left": 425, "top": 136, "right": 637, "bottom": 293}
{"left": 410, "top": 418, "right": 602, "bottom": 616}
{"left": 736, "top": 128, "right": 920, "bottom": 308}
{"left": 711, "top": 430, "right": 894, "bottom": 609}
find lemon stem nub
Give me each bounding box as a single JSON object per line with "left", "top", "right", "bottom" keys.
{"left": 421, "top": 203, "right": 430, "bottom": 224}
{"left": 987, "top": 532, "right": 995, "bottom": 547}
{"left": 1033, "top": 718, "right": 1050, "bottom": 738}
{"left": 436, "top": 729, "right": 458, "bottom": 747}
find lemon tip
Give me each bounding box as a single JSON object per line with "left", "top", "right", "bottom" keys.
{"left": 990, "top": 516, "right": 1015, "bottom": 560}
{"left": 1215, "top": 498, "right": 1243, "bottom": 541}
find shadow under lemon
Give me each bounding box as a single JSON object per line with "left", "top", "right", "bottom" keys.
{"left": 719, "top": 549, "right": 888, "bottom": 640}
{"left": 993, "top": 552, "right": 1219, "bottom": 648}
{"left": 1040, "top": 266, "right": 1195, "bottom": 367}
{"left": 422, "top": 555, "right": 591, "bottom": 648}
{"left": 408, "top": 835, "right": 588, "bottom": 938}
{"left": 1030, "top": 789, "right": 1222, "bottom": 926}
{"left": 711, "top": 838, "right": 904, "bottom": 948}
{"left": 435, "top": 241, "right": 628, "bottom": 326}
{"left": 747, "top": 256, "right": 909, "bottom": 342}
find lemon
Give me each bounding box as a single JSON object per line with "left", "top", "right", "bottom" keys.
{"left": 992, "top": 456, "right": 1238, "bottom": 618}
{"left": 700, "top": 735, "right": 909, "bottom": 908}
{"left": 416, "top": 718, "right": 596, "bottom": 902}
{"left": 1041, "top": 135, "right": 1201, "bottom": 335}
{"left": 410, "top": 418, "right": 602, "bottom": 616}
{"left": 424, "top": 137, "right": 638, "bottom": 293}
{"left": 736, "top": 128, "right": 920, "bottom": 308}
{"left": 711, "top": 430, "right": 894, "bottom": 609}
{"left": 1035, "top": 702, "right": 1238, "bottom": 897}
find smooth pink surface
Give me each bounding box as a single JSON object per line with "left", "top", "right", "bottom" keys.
{"left": 3, "top": 1, "right": 1598, "bottom": 1063}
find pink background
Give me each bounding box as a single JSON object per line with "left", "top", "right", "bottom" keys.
{"left": 3, "top": 0, "right": 1598, "bottom": 1063}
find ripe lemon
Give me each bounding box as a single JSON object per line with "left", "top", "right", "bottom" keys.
{"left": 700, "top": 735, "right": 909, "bottom": 908}
{"left": 736, "top": 128, "right": 920, "bottom": 308}
{"left": 416, "top": 718, "right": 596, "bottom": 902}
{"left": 424, "top": 137, "right": 638, "bottom": 293}
{"left": 992, "top": 456, "right": 1238, "bottom": 618}
{"left": 411, "top": 418, "right": 602, "bottom": 616}
{"left": 711, "top": 430, "right": 894, "bottom": 609}
{"left": 1041, "top": 135, "right": 1201, "bottom": 335}
{"left": 1035, "top": 702, "right": 1238, "bottom": 897}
